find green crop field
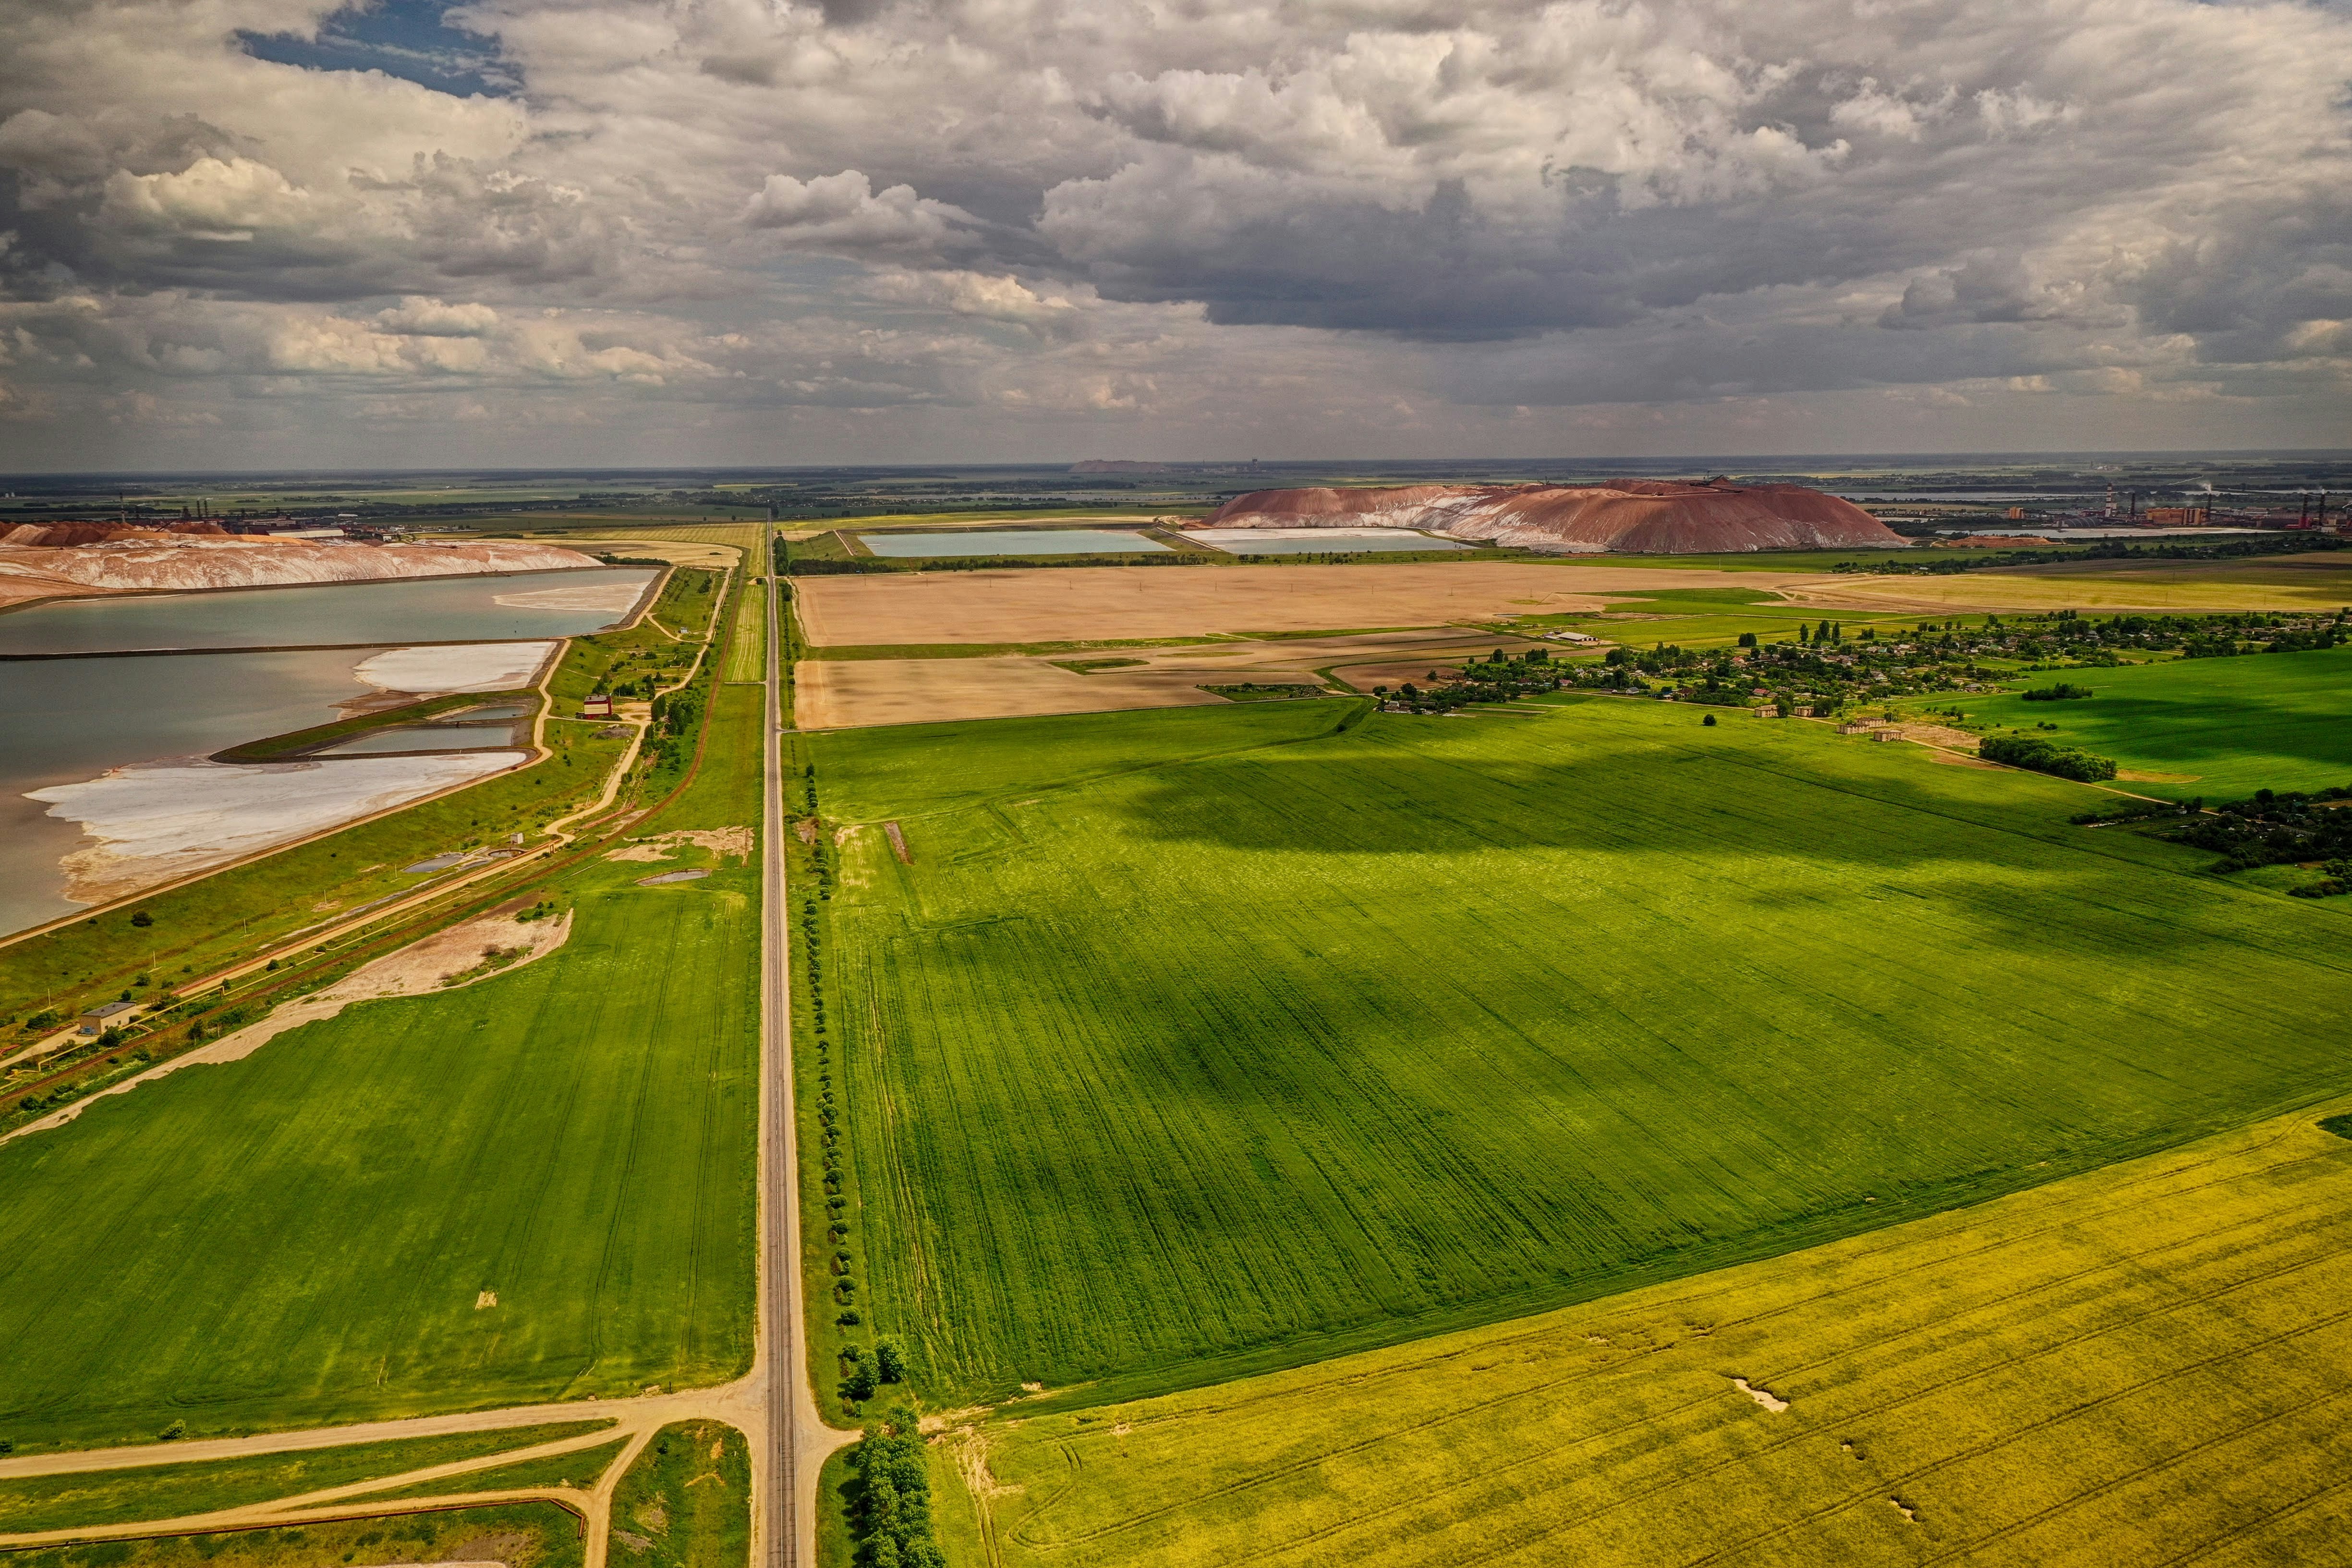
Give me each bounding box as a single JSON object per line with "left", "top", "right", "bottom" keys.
{"left": 722, "top": 576, "right": 766, "bottom": 685}
{"left": 804, "top": 697, "right": 2352, "bottom": 1411}
{"left": 936, "top": 1102, "right": 2352, "bottom": 1568}
{"left": 1924, "top": 645, "right": 2352, "bottom": 801}
{"left": 0, "top": 1421, "right": 611, "bottom": 1532}
{"left": 0, "top": 692, "right": 764, "bottom": 1449}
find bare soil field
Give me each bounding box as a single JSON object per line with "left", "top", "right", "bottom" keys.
{"left": 795, "top": 629, "right": 1564, "bottom": 727}
{"left": 790, "top": 563, "right": 1808, "bottom": 646}
{"left": 1787, "top": 552, "right": 2352, "bottom": 613}
{"left": 797, "top": 657, "right": 1258, "bottom": 729}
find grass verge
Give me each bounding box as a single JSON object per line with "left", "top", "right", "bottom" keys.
{"left": 348, "top": 1437, "right": 633, "bottom": 1504}
{"left": 604, "top": 1422, "right": 748, "bottom": 1568}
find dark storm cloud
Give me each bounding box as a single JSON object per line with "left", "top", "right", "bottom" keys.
{"left": 0, "top": 0, "right": 2345, "bottom": 461}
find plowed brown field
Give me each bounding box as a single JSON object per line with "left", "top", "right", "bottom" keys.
{"left": 789, "top": 563, "right": 1807, "bottom": 645}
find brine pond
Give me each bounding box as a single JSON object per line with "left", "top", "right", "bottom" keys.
{"left": 0, "top": 566, "right": 655, "bottom": 938}
{"left": 0, "top": 567, "right": 655, "bottom": 656}
{"left": 856, "top": 529, "right": 1171, "bottom": 558}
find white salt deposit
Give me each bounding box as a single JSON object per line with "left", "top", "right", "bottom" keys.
{"left": 493, "top": 583, "right": 646, "bottom": 612}
{"left": 354, "top": 642, "right": 556, "bottom": 694}
{"left": 28, "top": 753, "right": 523, "bottom": 903}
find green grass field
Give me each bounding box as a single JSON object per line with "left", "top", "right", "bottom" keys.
{"left": 806, "top": 696, "right": 2352, "bottom": 1411}
{"left": 936, "top": 1101, "right": 2352, "bottom": 1568}
{"left": 606, "top": 1422, "right": 749, "bottom": 1568}
{"left": 0, "top": 1421, "right": 611, "bottom": 1532}
{"left": 1922, "top": 645, "right": 2352, "bottom": 801}
{"left": 0, "top": 692, "right": 765, "bottom": 1450}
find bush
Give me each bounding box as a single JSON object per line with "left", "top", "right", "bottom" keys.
{"left": 1978, "top": 734, "right": 2118, "bottom": 781}
{"left": 2021, "top": 683, "right": 2094, "bottom": 702}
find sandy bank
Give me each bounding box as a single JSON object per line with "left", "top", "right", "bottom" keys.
{"left": 0, "top": 537, "right": 601, "bottom": 611}
{"left": 28, "top": 752, "right": 523, "bottom": 904}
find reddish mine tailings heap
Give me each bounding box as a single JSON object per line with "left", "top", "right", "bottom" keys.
{"left": 0, "top": 533, "right": 606, "bottom": 611}
{"left": 1201, "top": 478, "right": 1903, "bottom": 554}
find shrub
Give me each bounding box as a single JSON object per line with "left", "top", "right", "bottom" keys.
{"left": 2021, "top": 683, "right": 2094, "bottom": 702}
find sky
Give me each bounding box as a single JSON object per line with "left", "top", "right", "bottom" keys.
{"left": 0, "top": 0, "right": 2346, "bottom": 469}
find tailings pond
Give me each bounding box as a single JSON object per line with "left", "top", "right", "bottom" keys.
{"left": 0, "top": 567, "right": 656, "bottom": 937}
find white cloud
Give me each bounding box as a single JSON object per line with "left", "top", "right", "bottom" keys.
{"left": 741, "top": 170, "right": 978, "bottom": 255}
{"left": 0, "top": 0, "right": 2341, "bottom": 462}
{"left": 376, "top": 297, "right": 500, "bottom": 337}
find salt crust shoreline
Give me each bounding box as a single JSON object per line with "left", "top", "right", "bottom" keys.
{"left": 20, "top": 638, "right": 556, "bottom": 911}
{"left": 354, "top": 642, "right": 557, "bottom": 694}
{"left": 28, "top": 752, "right": 524, "bottom": 904}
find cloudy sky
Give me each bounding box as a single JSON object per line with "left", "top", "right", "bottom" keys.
{"left": 0, "top": 0, "right": 2346, "bottom": 468}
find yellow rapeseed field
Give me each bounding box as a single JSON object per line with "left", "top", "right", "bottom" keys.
{"left": 938, "top": 1103, "right": 2352, "bottom": 1568}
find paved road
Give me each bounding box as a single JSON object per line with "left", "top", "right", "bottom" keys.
{"left": 764, "top": 551, "right": 851, "bottom": 1568}
{"left": 764, "top": 541, "right": 800, "bottom": 1568}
